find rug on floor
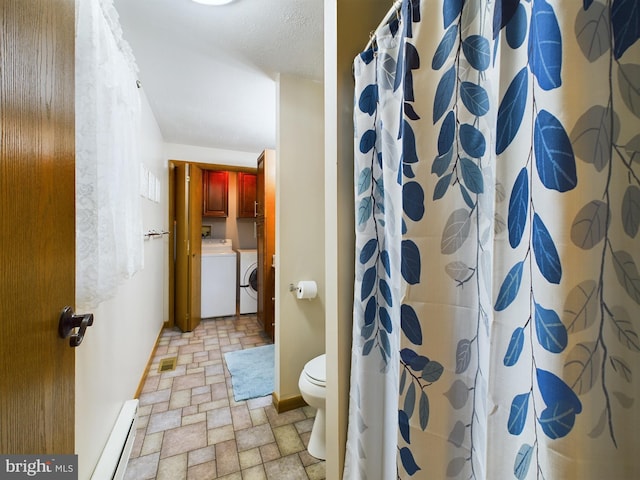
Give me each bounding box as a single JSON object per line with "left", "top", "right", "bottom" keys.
{"left": 224, "top": 344, "right": 274, "bottom": 401}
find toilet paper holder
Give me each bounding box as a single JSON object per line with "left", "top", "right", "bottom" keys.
{"left": 289, "top": 281, "right": 318, "bottom": 300}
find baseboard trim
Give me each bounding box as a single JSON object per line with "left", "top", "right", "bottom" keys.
{"left": 134, "top": 326, "right": 165, "bottom": 399}
{"left": 272, "top": 392, "right": 307, "bottom": 413}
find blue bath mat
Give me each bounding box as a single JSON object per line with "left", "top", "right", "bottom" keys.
{"left": 224, "top": 344, "right": 274, "bottom": 401}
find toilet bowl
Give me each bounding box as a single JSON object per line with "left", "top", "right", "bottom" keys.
{"left": 298, "top": 354, "right": 326, "bottom": 460}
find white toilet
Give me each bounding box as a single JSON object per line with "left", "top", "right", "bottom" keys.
{"left": 298, "top": 354, "right": 326, "bottom": 460}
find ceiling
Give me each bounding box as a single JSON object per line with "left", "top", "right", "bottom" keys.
{"left": 113, "top": 0, "right": 324, "bottom": 154}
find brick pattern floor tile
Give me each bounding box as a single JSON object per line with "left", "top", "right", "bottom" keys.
{"left": 124, "top": 316, "right": 325, "bottom": 480}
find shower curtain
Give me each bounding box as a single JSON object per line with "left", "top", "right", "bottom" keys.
{"left": 346, "top": 0, "right": 639, "bottom": 478}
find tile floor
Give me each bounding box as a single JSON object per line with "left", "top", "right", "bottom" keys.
{"left": 124, "top": 315, "right": 325, "bottom": 480}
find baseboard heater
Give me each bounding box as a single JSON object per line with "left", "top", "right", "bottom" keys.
{"left": 91, "top": 399, "right": 139, "bottom": 480}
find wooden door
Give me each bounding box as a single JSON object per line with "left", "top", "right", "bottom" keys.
{"left": 0, "top": 0, "right": 76, "bottom": 453}
{"left": 256, "top": 157, "right": 266, "bottom": 333}
{"left": 173, "top": 163, "right": 203, "bottom": 332}
{"left": 174, "top": 163, "right": 190, "bottom": 332}
{"left": 189, "top": 165, "right": 203, "bottom": 331}
{"left": 256, "top": 150, "right": 276, "bottom": 340}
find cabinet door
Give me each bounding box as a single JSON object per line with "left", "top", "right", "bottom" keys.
{"left": 203, "top": 170, "right": 228, "bottom": 217}
{"left": 237, "top": 172, "right": 257, "bottom": 218}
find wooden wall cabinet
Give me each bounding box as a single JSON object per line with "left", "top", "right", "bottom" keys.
{"left": 237, "top": 172, "right": 257, "bottom": 218}
{"left": 203, "top": 170, "right": 228, "bottom": 217}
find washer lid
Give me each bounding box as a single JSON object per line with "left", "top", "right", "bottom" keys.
{"left": 202, "top": 238, "right": 233, "bottom": 254}
{"left": 304, "top": 354, "right": 326, "bottom": 385}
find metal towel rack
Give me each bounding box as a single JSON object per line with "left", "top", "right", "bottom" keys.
{"left": 144, "top": 229, "right": 169, "bottom": 240}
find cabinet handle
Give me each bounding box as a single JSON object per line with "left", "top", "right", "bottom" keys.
{"left": 254, "top": 201, "right": 258, "bottom": 217}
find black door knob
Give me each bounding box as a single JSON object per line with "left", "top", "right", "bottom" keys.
{"left": 58, "top": 306, "right": 94, "bottom": 347}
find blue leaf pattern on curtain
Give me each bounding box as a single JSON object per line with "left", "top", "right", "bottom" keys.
{"left": 345, "top": 13, "right": 406, "bottom": 479}
{"left": 346, "top": 0, "right": 640, "bottom": 478}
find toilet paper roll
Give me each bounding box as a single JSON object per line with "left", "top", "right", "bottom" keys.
{"left": 296, "top": 281, "right": 317, "bottom": 300}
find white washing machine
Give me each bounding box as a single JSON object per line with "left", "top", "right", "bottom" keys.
{"left": 236, "top": 249, "right": 257, "bottom": 314}
{"left": 201, "top": 239, "right": 237, "bottom": 318}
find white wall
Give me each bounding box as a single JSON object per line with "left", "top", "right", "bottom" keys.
{"left": 324, "top": 1, "right": 389, "bottom": 477}
{"left": 275, "top": 74, "right": 325, "bottom": 400}
{"left": 75, "top": 90, "right": 167, "bottom": 479}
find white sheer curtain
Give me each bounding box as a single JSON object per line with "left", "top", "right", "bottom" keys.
{"left": 346, "top": 0, "right": 640, "bottom": 478}
{"left": 75, "top": 0, "right": 143, "bottom": 309}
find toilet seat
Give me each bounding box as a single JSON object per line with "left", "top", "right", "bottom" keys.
{"left": 303, "top": 354, "right": 326, "bottom": 387}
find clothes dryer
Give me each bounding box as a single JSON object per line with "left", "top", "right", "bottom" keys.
{"left": 236, "top": 249, "right": 257, "bottom": 314}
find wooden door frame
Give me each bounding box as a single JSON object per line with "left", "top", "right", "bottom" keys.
{"left": 167, "top": 160, "right": 256, "bottom": 329}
